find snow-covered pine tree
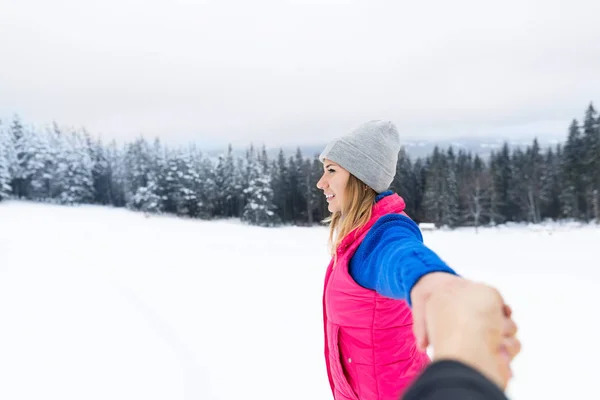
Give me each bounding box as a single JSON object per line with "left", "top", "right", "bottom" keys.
{"left": 129, "top": 138, "right": 164, "bottom": 215}
{"left": 87, "top": 136, "right": 113, "bottom": 206}
{"left": 270, "top": 148, "right": 290, "bottom": 223}
{"left": 196, "top": 151, "right": 218, "bottom": 218}
{"left": 302, "top": 156, "right": 318, "bottom": 225}
{"left": 257, "top": 144, "right": 269, "bottom": 173}
{"left": 26, "top": 125, "right": 55, "bottom": 201}
{"left": 106, "top": 140, "right": 127, "bottom": 207}
{"left": 286, "top": 151, "right": 302, "bottom": 223}
{"left": 225, "top": 145, "right": 242, "bottom": 218}
{"left": 596, "top": 112, "right": 600, "bottom": 223}
{"left": 237, "top": 144, "right": 255, "bottom": 216}
{"left": 44, "top": 122, "right": 67, "bottom": 200}
{"left": 124, "top": 137, "right": 162, "bottom": 212}
{"left": 58, "top": 129, "right": 95, "bottom": 204}
{"left": 292, "top": 148, "right": 308, "bottom": 223}
{"left": 130, "top": 181, "right": 163, "bottom": 215}
{"left": 213, "top": 144, "right": 238, "bottom": 217}
{"left": 0, "top": 120, "right": 13, "bottom": 201}
{"left": 9, "top": 115, "right": 32, "bottom": 199}
{"left": 176, "top": 146, "right": 205, "bottom": 218}
{"left": 241, "top": 150, "right": 280, "bottom": 227}
{"left": 160, "top": 147, "right": 182, "bottom": 214}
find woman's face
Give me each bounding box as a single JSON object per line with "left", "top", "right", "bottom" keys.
{"left": 316, "top": 159, "right": 350, "bottom": 214}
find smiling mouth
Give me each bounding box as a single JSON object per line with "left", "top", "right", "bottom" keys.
{"left": 325, "top": 194, "right": 335, "bottom": 201}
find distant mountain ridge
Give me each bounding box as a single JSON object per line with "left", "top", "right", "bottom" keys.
{"left": 205, "top": 135, "right": 565, "bottom": 160}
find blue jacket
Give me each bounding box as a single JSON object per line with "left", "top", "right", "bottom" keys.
{"left": 349, "top": 191, "right": 457, "bottom": 305}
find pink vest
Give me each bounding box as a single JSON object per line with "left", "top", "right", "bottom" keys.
{"left": 322, "top": 194, "right": 430, "bottom": 400}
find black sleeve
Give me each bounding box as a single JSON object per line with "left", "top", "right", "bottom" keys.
{"left": 402, "top": 360, "right": 509, "bottom": 400}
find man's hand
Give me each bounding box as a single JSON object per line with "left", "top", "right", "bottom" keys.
{"left": 419, "top": 279, "right": 521, "bottom": 390}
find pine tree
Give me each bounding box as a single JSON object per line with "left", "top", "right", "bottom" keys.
{"left": 423, "top": 147, "right": 445, "bottom": 225}
{"left": 391, "top": 148, "right": 420, "bottom": 219}
{"left": 539, "top": 145, "right": 561, "bottom": 220}
{"left": 509, "top": 148, "right": 529, "bottom": 221}
{"left": 44, "top": 122, "right": 67, "bottom": 200}
{"left": 522, "top": 139, "right": 543, "bottom": 223}
{"left": 582, "top": 103, "right": 600, "bottom": 221}
{"left": 491, "top": 143, "right": 513, "bottom": 222}
{"left": 106, "top": 140, "right": 127, "bottom": 207}
{"left": 124, "top": 137, "right": 161, "bottom": 211}
{"left": 88, "top": 137, "right": 113, "bottom": 205}
{"left": 0, "top": 120, "right": 13, "bottom": 201}
{"left": 26, "top": 126, "right": 55, "bottom": 201}
{"left": 286, "top": 152, "right": 301, "bottom": 223}
{"left": 412, "top": 158, "right": 428, "bottom": 223}
{"left": 596, "top": 112, "right": 600, "bottom": 222}
{"left": 241, "top": 151, "right": 280, "bottom": 227}
{"left": 442, "top": 147, "right": 460, "bottom": 227}
{"left": 228, "top": 149, "right": 243, "bottom": 218}
{"left": 159, "top": 144, "right": 213, "bottom": 218}
{"left": 292, "top": 148, "right": 308, "bottom": 223}
{"left": 560, "top": 119, "right": 585, "bottom": 219}
{"left": 487, "top": 154, "right": 503, "bottom": 225}
{"left": 303, "top": 156, "right": 323, "bottom": 225}
{"left": 58, "top": 130, "right": 95, "bottom": 204}
{"left": 462, "top": 154, "right": 491, "bottom": 231}
{"left": 455, "top": 150, "right": 472, "bottom": 225}
{"left": 271, "top": 149, "right": 290, "bottom": 223}
{"left": 213, "top": 144, "right": 238, "bottom": 217}
{"left": 193, "top": 149, "right": 217, "bottom": 219}
{"left": 9, "top": 115, "right": 32, "bottom": 198}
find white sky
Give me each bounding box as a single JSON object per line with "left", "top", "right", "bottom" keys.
{"left": 1, "top": 0, "right": 599, "bottom": 148}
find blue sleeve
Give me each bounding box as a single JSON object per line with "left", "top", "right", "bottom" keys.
{"left": 348, "top": 214, "right": 458, "bottom": 306}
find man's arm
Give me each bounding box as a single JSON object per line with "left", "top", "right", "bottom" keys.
{"left": 403, "top": 360, "right": 509, "bottom": 400}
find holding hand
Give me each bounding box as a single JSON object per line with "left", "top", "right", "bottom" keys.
{"left": 417, "top": 277, "right": 521, "bottom": 390}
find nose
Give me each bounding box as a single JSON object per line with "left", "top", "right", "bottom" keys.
{"left": 316, "top": 174, "right": 327, "bottom": 190}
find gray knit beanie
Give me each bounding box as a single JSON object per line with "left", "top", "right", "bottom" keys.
{"left": 319, "top": 120, "right": 400, "bottom": 193}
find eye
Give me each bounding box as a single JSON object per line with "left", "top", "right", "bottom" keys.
{"left": 327, "top": 168, "right": 335, "bottom": 173}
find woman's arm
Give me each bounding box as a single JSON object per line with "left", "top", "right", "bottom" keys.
{"left": 349, "top": 214, "right": 458, "bottom": 305}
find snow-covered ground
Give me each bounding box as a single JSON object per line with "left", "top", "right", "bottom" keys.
{"left": 1, "top": 200, "right": 598, "bottom": 400}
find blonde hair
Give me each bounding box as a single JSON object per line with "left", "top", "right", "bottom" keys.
{"left": 324, "top": 174, "right": 377, "bottom": 261}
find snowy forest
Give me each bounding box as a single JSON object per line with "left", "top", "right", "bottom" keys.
{"left": 1, "top": 102, "right": 599, "bottom": 228}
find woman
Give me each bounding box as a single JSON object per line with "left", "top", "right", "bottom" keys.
{"left": 317, "top": 120, "right": 461, "bottom": 400}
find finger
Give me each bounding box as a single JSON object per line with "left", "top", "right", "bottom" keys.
{"left": 502, "top": 336, "right": 522, "bottom": 360}
{"left": 503, "top": 317, "right": 518, "bottom": 337}
{"left": 412, "top": 299, "right": 429, "bottom": 351}
{"left": 497, "top": 345, "right": 513, "bottom": 389}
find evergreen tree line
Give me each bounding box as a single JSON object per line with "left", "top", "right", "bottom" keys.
{"left": 0, "top": 102, "right": 598, "bottom": 227}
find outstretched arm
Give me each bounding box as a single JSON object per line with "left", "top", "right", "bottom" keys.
{"left": 349, "top": 214, "right": 463, "bottom": 349}
{"left": 349, "top": 214, "right": 458, "bottom": 305}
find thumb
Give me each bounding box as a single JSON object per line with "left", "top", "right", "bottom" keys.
{"left": 411, "top": 297, "right": 429, "bottom": 351}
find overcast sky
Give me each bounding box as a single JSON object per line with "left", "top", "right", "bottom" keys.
{"left": 1, "top": 0, "right": 599, "bottom": 148}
